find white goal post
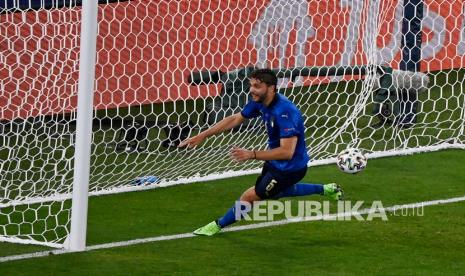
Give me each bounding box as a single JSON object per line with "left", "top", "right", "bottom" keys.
{"left": 67, "top": 0, "right": 98, "bottom": 252}
{"left": 0, "top": 0, "right": 464, "bottom": 250}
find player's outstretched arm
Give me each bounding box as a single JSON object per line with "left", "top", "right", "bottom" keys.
{"left": 178, "top": 113, "right": 245, "bottom": 148}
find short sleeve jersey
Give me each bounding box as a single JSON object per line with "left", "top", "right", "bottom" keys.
{"left": 241, "top": 93, "right": 310, "bottom": 172}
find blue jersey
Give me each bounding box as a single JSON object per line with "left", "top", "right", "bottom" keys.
{"left": 241, "top": 93, "right": 310, "bottom": 172}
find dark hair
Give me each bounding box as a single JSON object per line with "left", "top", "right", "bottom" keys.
{"left": 249, "top": 68, "right": 278, "bottom": 89}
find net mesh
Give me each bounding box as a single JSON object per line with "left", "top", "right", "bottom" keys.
{"left": 0, "top": 0, "right": 464, "bottom": 247}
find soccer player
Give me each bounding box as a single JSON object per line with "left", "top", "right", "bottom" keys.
{"left": 179, "top": 68, "right": 343, "bottom": 236}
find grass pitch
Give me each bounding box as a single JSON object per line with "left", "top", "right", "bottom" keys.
{"left": 1, "top": 149, "right": 465, "bottom": 275}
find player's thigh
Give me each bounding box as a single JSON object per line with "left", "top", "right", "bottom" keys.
{"left": 254, "top": 172, "right": 293, "bottom": 199}
{"left": 255, "top": 167, "right": 307, "bottom": 199}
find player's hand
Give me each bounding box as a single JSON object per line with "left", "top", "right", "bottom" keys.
{"left": 230, "top": 147, "right": 254, "bottom": 162}
{"left": 178, "top": 133, "right": 206, "bottom": 148}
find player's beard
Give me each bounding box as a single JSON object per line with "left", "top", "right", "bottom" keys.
{"left": 251, "top": 91, "right": 268, "bottom": 103}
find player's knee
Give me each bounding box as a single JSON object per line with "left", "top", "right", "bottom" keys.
{"left": 240, "top": 188, "right": 261, "bottom": 203}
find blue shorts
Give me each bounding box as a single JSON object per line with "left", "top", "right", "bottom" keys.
{"left": 254, "top": 162, "right": 307, "bottom": 199}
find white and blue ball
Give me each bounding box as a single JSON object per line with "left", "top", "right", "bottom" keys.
{"left": 336, "top": 148, "right": 367, "bottom": 174}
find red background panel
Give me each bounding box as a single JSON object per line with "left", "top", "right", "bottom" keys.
{"left": 1, "top": 0, "right": 463, "bottom": 120}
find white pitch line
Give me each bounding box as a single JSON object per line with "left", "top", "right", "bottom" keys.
{"left": 1, "top": 195, "right": 465, "bottom": 263}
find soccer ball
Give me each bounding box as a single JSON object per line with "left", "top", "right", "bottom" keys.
{"left": 336, "top": 148, "right": 367, "bottom": 174}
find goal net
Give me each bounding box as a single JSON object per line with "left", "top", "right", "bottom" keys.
{"left": 1, "top": 0, "right": 464, "bottom": 248}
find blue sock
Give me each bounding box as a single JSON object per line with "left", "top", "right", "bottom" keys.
{"left": 274, "top": 183, "right": 324, "bottom": 199}
{"left": 217, "top": 201, "right": 249, "bottom": 228}
{"left": 217, "top": 184, "right": 323, "bottom": 227}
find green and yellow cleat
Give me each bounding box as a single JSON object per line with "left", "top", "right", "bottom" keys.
{"left": 323, "top": 183, "right": 344, "bottom": 201}
{"left": 193, "top": 221, "right": 221, "bottom": 236}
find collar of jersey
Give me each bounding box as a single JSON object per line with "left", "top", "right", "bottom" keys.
{"left": 264, "top": 93, "right": 280, "bottom": 109}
